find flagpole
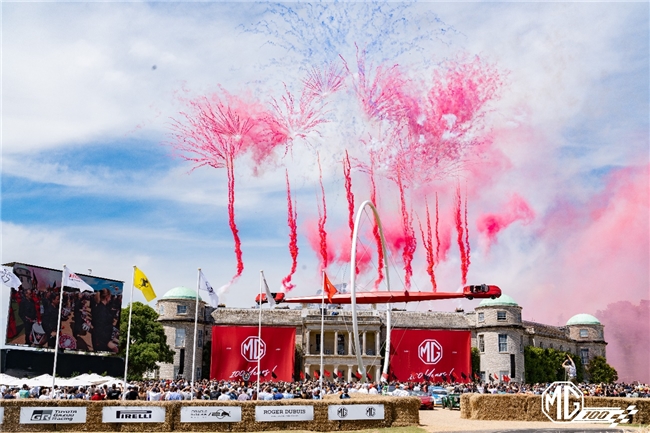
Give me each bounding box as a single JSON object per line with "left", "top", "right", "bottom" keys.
{"left": 256, "top": 270, "right": 262, "bottom": 397}
{"left": 319, "top": 271, "right": 325, "bottom": 391}
{"left": 52, "top": 265, "right": 67, "bottom": 390}
{"left": 190, "top": 268, "right": 201, "bottom": 400}
{"left": 122, "top": 266, "right": 136, "bottom": 399}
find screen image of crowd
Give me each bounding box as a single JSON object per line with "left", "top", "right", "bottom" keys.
{"left": 4, "top": 263, "right": 123, "bottom": 354}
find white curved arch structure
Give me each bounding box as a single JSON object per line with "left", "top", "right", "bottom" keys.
{"left": 350, "top": 200, "right": 392, "bottom": 383}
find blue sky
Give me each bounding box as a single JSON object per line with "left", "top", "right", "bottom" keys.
{"left": 2, "top": 0, "right": 648, "bottom": 339}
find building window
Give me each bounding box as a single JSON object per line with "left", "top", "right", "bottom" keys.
{"left": 498, "top": 334, "right": 508, "bottom": 352}
{"left": 550, "top": 343, "right": 553, "bottom": 349}
{"left": 580, "top": 348, "right": 589, "bottom": 365}
{"left": 579, "top": 329, "right": 588, "bottom": 338}
{"left": 520, "top": 335, "right": 524, "bottom": 353}
{"left": 158, "top": 304, "right": 164, "bottom": 315}
{"left": 315, "top": 333, "right": 321, "bottom": 352}
{"left": 559, "top": 345, "right": 563, "bottom": 352}
{"left": 175, "top": 328, "right": 186, "bottom": 347}
{"left": 478, "top": 312, "right": 484, "bottom": 322}
{"left": 497, "top": 311, "right": 507, "bottom": 321}
{"left": 540, "top": 342, "right": 544, "bottom": 349}
{"left": 177, "top": 305, "right": 188, "bottom": 315}
{"left": 197, "top": 330, "right": 203, "bottom": 348}
{"left": 480, "top": 371, "right": 485, "bottom": 382}
{"left": 478, "top": 335, "right": 485, "bottom": 353}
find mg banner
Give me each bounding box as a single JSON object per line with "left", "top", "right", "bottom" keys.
{"left": 389, "top": 329, "right": 471, "bottom": 382}
{"left": 210, "top": 326, "right": 295, "bottom": 381}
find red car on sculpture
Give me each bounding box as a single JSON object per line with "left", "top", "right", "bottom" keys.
{"left": 463, "top": 284, "right": 501, "bottom": 300}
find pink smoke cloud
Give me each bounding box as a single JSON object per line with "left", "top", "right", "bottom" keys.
{"left": 477, "top": 193, "right": 535, "bottom": 249}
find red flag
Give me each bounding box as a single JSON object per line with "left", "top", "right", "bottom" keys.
{"left": 366, "top": 372, "right": 372, "bottom": 381}
{"left": 300, "top": 371, "right": 305, "bottom": 380}
{"left": 324, "top": 273, "right": 338, "bottom": 303}
{"left": 337, "top": 371, "right": 343, "bottom": 378}
{"left": 493, "top": 373, "right": 499, "bottom": 381}
{"left": 450, "top": 371, "right": 456, "bottom": 383}
{"left": 314, "top": 370, "right": 320, "bottom": 379}
{"left": 354, "top": 371, "right": 362, "bottom": 380}
{"left": 503, "top": 375, "right": 511, "bottom": 382}
{"left": 324, "top": 370, "right": 331, "bottom": 377}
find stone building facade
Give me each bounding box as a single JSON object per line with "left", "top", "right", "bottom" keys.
{"left": 155, "top": 289, "right": 607, "bottom": 383}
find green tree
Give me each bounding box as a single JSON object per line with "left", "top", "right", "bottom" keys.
{"left": 524, "top": 346, "right": 583, "bottom": 383}
{"left": 119, "top": 302, "right": 174, "bottom": 380}
{"left": 471, "top": 347, "right": 481, "bottom": 379}
{"left": 587, "top": 356, "right": 618, "bottom": 383}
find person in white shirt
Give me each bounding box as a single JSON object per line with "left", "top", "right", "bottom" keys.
{"left": 217, "top": 389, "right": 232, "bottom": 401}
{"left": 39, "top": 388, "right": 52, "bottom": 400}
{"left": 368, "top": 385, "right": 378, "bottom": 395}
{"left": 147, "top": 387, "right": 162, "bottom": 401}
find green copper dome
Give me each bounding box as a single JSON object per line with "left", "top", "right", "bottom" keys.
{"left": 161, "top": 286, "right": 202, "bottom": 301}
{"left": 478, "top": 294, "right": 518, "bottom": 307}
{"left": 566, "top": 313, "right": 601, "bottom": 326}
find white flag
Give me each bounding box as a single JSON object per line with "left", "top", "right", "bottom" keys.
{"left": 261, "top": 271, "right": 276, "bottom": 307}
{"left": 198, "top": 270, "right": 219, "bottom": 308}
{"left": 1, "top": 266, "right": 21, "bottom": 289}
{"left": 63, "top": 266, "right": 95, "bottom": 293}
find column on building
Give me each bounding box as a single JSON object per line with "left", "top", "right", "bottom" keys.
{"left": 334, "top": 331, "right": 338, "bottom": 355}
{"left": 375, "top": 331, "right": 380, "bottom": 355}
{"left": 362, "top": 331, "right": 367, "bottom": 355}
{"left": 375, "top": 365, "right": 381, "bottom": 382}
{"left": 305, "top": 364, "right": 310, "bottom": 378}
{"left": 348, "top": 331, "right": 353, "bottom": 355}
{"left": 347, "top": 365, "right": 354, "bottom": 382}
{"left": 305, "top": 330, "right": 310, "bottom": 355}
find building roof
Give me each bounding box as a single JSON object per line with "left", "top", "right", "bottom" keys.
{"left": 566, "top": 313, "right": 601, "bottom": 326}
{"left": 161, "top": 286, "right": 202, "bottom": 301}
{"left": 478, "top": 294, "right": 518, "bottom": 307}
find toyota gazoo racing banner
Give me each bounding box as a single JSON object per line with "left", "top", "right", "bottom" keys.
{"left": 389, "top": 329, "right": 471, "bottom": 382}
{"left": 210, "top": 326, "right": 295, "bottom": 381}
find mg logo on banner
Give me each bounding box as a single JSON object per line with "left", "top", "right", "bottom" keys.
{"left": 542, "top": 382, "right": 638, "bottom": 426}
{"left": 241, "top": 336, "right": 266, "bottom": 362}
{"left": 418, "top": 339, "right": 443, "bottom": 364}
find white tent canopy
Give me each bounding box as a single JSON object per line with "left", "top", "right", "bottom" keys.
{"left": 0, "top": 373, "right": 117, "bottom": 388}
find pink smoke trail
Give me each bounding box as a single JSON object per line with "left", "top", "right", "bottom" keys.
{"left": 418, "top": 197, "right": 437, "bottom": 292}
{"left": 282, "top": 170, "right": 299, "bottom": 291}
{"left": 343, "top": 150, "right": 355, "bottom": 239}
{"left": 397, "top": 169, "right": 417, "bottom": 290}
{"left": 317, "top": 154, "right": 329, "bottom": 272}
{"left": 455, "top": 185, "right": 469, "bottom": 286}
{"left": 170, "top": 91, "right": 280, "bottom": 282}
{"left": 369, "top": 162, "right": 384, "bottom": 290}
{"left": 464, "top": 190, "right": 471, "bottom": 276}
{"left": 435, "top": 192, "right": 441, "bottom": 263}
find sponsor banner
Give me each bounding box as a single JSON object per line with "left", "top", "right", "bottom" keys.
{"left": 102, "top": 406, "right": 166, "bottom": 423}
{"left": 20, "top": 407, "right": 87, "bottom": 424}
{"left": 6, "top": 262, "right": 123, "bottom": 354}
{"left": 211, "top": 325, "right": 295, "bottom": 381}
{"left": 255, "top": 405, "right": 314, "bottom": 422}
{"left": 328, "top": 404, "right": 385, "bottom": 421}
{"left": 180, "top": 406, "right": 242, "bottom": 423}
{"left": 390, "top": 329, "right": 471, "bottom": 382}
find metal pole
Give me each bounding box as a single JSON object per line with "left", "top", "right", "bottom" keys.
{"left": 52, "top": 265, "right": 67, "bottom": 390}
{"left": 190, "top": 268, "right": 200, "bottom": 400}
{"left": 122, "top": 266, "right": 136, "bottom": 399}
{"left": 319, "top": 271, "right": 325, "bottom": 391}
{"left": 256, "top": 271, "right": 262, "bottom": 397}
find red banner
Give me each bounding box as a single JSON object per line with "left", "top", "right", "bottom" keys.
{"left": 210, "top": 326, "right": 295, "bottom": 382}
{"left": 389, "top": 329, "right": 471, "bottom": 382}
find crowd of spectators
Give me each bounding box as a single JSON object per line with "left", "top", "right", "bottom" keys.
{"left": 1, "top": 379, "right": 648, "bottom": 401}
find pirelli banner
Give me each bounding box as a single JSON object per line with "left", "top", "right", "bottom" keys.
{"left": 210, "top": 325, "right": 296, "bottom": 382}
{"left": 389, "top": 329, "right": 472, "bottom": 382}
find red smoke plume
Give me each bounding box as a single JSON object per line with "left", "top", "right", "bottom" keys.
{"left": 282, "top": 170, "right": 299, "bottom": 291}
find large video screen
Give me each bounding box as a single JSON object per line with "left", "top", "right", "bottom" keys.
{"left": 5, "top": 263, "right": 123, "bottom": 354}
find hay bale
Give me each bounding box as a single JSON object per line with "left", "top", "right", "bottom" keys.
{"left": 390, "top": 397, "right": 420, "bottom": 426}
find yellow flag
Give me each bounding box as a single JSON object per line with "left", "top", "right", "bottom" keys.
{"left": 133, "top": 267, "right": 156, "bottom": 302}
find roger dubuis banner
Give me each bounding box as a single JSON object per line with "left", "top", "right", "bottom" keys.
{"left": 255, "top": 406, "right": 314, "bottom": 421}
{"left": 389, "top": 329, "right": 471, "bottom": 382}
{"left": 210, "top": 325, "right": 295, "bottom": 381}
